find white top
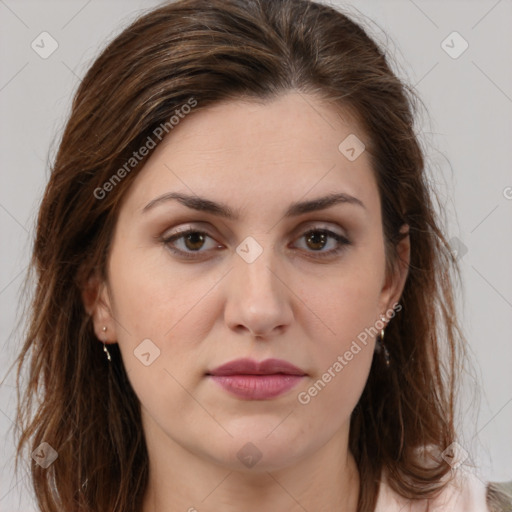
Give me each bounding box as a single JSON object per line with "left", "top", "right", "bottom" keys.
{"left": 375, "top": 468, "right": 490, "bottom": 511}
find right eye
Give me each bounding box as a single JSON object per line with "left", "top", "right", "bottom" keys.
{"left": 161, "top": 229, "right": 224, "bottom": 259}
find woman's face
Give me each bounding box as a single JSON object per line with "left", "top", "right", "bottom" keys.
{"left": 89, "top": 92, "right": 409, "bottom": 473}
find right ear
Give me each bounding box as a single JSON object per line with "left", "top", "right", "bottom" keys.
{"left": 81, "top": 273, "right": 117, "bottom": 343}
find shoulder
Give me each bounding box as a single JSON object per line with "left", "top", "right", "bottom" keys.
{"left": 375, "top": 468, "right": 494, "bottom": 512}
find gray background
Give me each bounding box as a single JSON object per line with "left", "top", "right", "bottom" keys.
{"left": 1, "top": 0, "right": 511, "bottom": 509}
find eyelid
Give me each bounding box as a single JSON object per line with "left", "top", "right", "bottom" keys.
{"left": 294, "top": 220, "right": 347, "bottom": 237}
{"left": 160, "top": 222, "right": 351, "bottom": 261}
{"left": 161, "top": 220, "right": 348, "bottom": 239}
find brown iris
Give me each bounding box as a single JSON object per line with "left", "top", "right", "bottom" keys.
{"left": 305, "top": 231, "right": 327, "bottom": 251}
{"left": 183, "top": 232, "right": 206, "bottom": 251}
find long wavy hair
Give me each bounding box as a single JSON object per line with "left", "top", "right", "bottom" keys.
{"left": 10, "top": 0, "right": 480, "bottom": 510}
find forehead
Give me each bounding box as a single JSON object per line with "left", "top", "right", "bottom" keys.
{"left": 120, "top": 92, "right": 379, "bottom": 218}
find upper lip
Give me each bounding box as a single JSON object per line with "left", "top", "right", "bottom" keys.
{"left": 207, "top": 358, "right": 307, "bottom": 376}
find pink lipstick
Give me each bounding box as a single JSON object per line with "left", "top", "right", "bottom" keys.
{"left": 207, "top": 358, "right": 306, "bottom": 400}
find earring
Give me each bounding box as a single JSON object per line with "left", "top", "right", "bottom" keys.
{"left": 102, "top": 326, "right": 111, "bottom": 362}
{"left": 378, "top": 315, "right": 390, "bottom": 367}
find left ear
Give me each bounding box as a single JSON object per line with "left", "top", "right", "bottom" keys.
{"left": 378, "top": 224, "right": 410, "bottom": 315}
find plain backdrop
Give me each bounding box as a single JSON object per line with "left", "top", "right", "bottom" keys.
{"left": 1, "top": 0, "right": 511, "bottom": 509}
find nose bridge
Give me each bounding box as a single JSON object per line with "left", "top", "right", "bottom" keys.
{"left": 235, "top": 234, "right": 281, "bottom": 299}
{"left": 225, "top": 234, "right": 293, "bottom": 336}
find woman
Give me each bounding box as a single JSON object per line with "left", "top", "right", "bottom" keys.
{"left": 13, "top": 0, "right": 511, "bottom": 510}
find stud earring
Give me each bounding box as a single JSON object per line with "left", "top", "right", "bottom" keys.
{"left": 102, "top": 326, "right": 111, "bottom": 362}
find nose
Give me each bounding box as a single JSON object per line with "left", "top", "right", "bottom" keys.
{"left": 223, "top": 241, "right": 294, "bottom": 339}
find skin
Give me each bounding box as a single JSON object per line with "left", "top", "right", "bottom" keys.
{"left": 83, "top": 91, "right": 410, "bottom": 512}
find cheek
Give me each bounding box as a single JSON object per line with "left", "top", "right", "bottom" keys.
{"left": 107, "top": 242, "right": 219, "bottom": 342}
{"left": 294, "top": 279, "right": 379, "bottom": 430}
{"left": 305, "top": 260, "right": 384, "bottom": 350}
{"left": 295, "top": 254, "right": 384, "bottom": 407}
{"left": 107, "top": 254, "right": 213, "bottom": 430}
{"left": 106, "top": 245, "right": 225, "bottom": 407}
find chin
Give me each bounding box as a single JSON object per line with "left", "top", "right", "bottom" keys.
{"left": 204, "top": 422, "right": 313, "bottom": 473}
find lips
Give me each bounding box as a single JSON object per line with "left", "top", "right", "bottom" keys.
{"left": 206, "top": 358, "right": 306, "bottom": 400}
{"left": 208, "top": 358, "right": 306, "bottom": 377}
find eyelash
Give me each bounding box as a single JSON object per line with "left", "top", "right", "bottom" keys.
{"left": 161, "top": 227, "right": 351, "bottom": 260}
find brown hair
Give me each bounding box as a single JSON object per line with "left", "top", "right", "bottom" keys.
{"left": 11, "top": 0, "right": 474, "bottom": 510}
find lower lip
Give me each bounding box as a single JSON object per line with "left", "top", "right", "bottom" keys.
{"left": 208, "top": 374, "right": 304, "bottom": 400}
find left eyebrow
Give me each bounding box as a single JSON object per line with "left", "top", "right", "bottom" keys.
{"left": 141, "top": 191, "right": 366, "bottom": 219}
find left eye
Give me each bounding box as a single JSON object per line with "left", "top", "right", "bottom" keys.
{"left": 294, "top": 229, "right": 350, "bottom": 256}
{"left": 162, "top": 228, "right": 350, "bottom": 260}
